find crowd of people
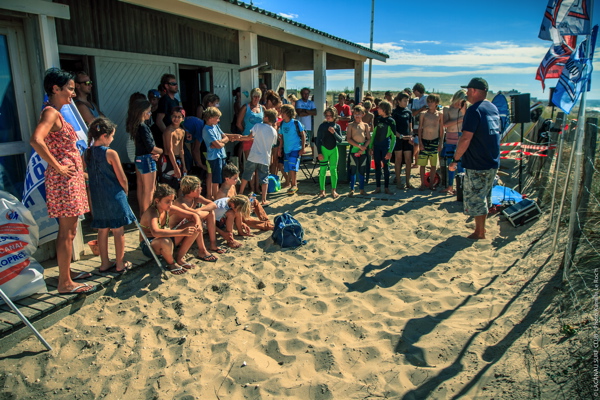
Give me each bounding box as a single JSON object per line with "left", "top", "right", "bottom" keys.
{"left": 31, "top": 68, "right": 500, "bottom": 290}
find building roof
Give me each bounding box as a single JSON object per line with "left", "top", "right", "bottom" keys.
{"left": 224, "top": 0, "right": 389, "bottom": 60}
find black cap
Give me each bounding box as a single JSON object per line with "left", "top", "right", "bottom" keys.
{"left": 461, "top": 77, "right": 488, "bottom": 91}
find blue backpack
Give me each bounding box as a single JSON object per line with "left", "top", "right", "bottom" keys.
{"left": 272, "top": 212, "right": 307, "bottom": 248}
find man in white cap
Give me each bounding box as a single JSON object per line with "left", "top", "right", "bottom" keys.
{"left": 449, "top": 77, "right": 500, "bottom": 240}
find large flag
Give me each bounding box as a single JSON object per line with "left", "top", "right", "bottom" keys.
{"left": 539, "top": 0, "right": 591, "bottom": 43}
{"left": 536, "top": 36, "right": 577, "bottom": 90}
{"left": 21, "top": 101, "right": 88, "bottom": 245}
{"left": 552, "top": 25, "right": 598, "bottom": 114}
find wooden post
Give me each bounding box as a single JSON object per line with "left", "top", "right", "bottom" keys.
{"left": 313, "top": 49, "right": 326, "bottom": 129}
{"left": 238, "top": 31, "right": 259, "bottom": 104}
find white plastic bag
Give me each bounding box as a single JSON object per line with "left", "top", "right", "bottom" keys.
{"left": 0, "top": 191, "right": 47, "bottom": 303}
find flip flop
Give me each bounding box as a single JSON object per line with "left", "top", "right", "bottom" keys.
{"left": 59, "top": 284, "right": 94, "bottom": 294}
{"left": 287, "top": 186, "right": 298, "bottom": 195}
{"left": 72, "top": 271, "right": 92, "bottom": 280}
{"left": 209, "top": 246, "right": 228, "bottom": 254}
{"left": 166, "top": 264, "right": 187, "bottom": 275}
{"left": 179, "top": 262, "right": 198, "bottom": 269}
{"left": 115, "top": 261, "right": 133, "bottom": 274}
{"left": 198, "top": 254, "right": 217, "bottom": 262}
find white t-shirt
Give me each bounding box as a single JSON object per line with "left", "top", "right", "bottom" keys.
{"left": 248, "top": 123, "right": 278, "bottom": 166}
{"left": 295, "top": 98, "right": 315, "bottom": 131}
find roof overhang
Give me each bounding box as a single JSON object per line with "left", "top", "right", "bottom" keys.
{"left": 120, "top": 0, "right": 388, "bottom": 63}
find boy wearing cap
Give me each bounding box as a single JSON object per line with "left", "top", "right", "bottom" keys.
{"left": 449, "top": 77, "right": 500, "bottom": 240}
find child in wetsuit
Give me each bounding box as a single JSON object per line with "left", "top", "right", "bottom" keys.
{"left": 316, "top": 107, "right": 344, "bottom": 198}
{"left": 369, "top": 100, "right": 396, "bottom": 194}
{"left": 417, "top": 94, "right": 444, "bottom": 190}
{"left": 346, "top": 105, "right": 371, "bottom": 196}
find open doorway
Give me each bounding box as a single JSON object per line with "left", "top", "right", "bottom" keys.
{"left": 179, "top": 65, "right": 213, "bottom": 118}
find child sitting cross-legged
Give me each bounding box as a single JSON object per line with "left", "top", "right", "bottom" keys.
{"left": 138, "top": 184, "right": 200, "bottom": 274}
{"left": 173, "top": 175, "right": 228, "bottom": 256}
{"left": 213, "top": 195, "right": 254, "bottom": 247}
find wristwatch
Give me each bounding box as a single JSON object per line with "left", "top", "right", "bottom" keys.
{"left": 452, "top": 158, "right": 460, "bottom": 163}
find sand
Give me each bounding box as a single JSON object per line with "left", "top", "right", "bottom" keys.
{"left": 0, "top": 179, "right": 570, "bottom": 399}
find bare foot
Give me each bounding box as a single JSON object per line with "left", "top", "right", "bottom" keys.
{"left": 348, "top": 190, "right": 355, "bottom": 197}
{"left": 467, "top": 232, "right": 486, "bottom": 240}
{"left": 406, "top": 184, "right": 414, "bottom": 189}
{"left": 331, "top": 190, "right": 339, "bottom": 199}
{"left": 418, "top": 185, "right": 426, "bottom": 191}
{"left": 385, "top": 188, "right": 394, "bottom": 195}
{"left": 318, "top": 190, "right": 326, "bottom": 198}
{"left": 373, "top": 188, "right": 381, "bottom": 194}
{"left": 58, "top": 282, "right": 93, "bottom": 294}
{"left": 227, "top": 239, "right": 243, "bottom": 249}
{"left": 261, "top": 200, "right": 270, "bottom": 206}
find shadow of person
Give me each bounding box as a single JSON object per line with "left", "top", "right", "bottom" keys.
{"left": 344, "top": 235, "right": 470, "bottom": 293}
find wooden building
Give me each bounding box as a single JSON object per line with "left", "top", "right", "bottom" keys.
{"left": 1, "top": 0, "right": 388, "bottom": 196}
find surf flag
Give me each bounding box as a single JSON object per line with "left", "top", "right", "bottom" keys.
{"left": 21, "top": 100, "right": 88, "bottom": 245}
{"left": 539, "top": 0, "right": 591, "bottom": 43}
{"left": 491, "top": 93, "right": 509, "bottom": 136}
{"left": 552, "top": 25, "right": 598, "bottom": 114}
{"left": 536, "top": 36, "right": 577, "bottom": 90}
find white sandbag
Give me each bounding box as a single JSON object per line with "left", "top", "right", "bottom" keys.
{"left": 0, "top": 191, "right": 47, "bottom": 303}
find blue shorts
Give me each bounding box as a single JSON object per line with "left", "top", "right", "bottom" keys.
{"left": 284, "top": 150, "right": 300, "bottom": 173}
{"left": 135, "top": 154, "right": 157, "bottom": 174}
{"left": 140, "top": 239, "right": 155, "bottom": 258}
{"left": 208, "top": 158, "right": 226, "bottom": 184}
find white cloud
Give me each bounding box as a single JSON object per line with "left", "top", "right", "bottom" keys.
{"left": 278, "top": 12, "right": 298, "bottom": 19}
{"left": 398, "top": 40, "right": 442, "bottom": 45}
{"left": 357, "top": 41, "right": 548, "bottom": 67}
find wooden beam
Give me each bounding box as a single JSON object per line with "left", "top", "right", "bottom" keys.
{"left": 0, "top": 0, "right": 70, "bottom": 19}
{"left": 120, "top": 0, "right": 386, "bottom": 62}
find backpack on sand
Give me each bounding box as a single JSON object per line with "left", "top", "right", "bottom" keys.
{"left": 272, "top": 212, "right": 307, "bottom": 248}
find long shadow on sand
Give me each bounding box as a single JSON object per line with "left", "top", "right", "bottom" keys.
{"left": 401, "top": 251, "right": 556, "bottom": 400}
{"left": 344, "top": 235, "right": 470, "bottom": 293}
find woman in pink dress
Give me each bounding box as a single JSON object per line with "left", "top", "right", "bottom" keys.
{"left": 30, "top": 68, "right": 93, "bottom": 294}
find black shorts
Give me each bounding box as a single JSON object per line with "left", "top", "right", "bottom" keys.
{"left": 394, "top": 138, "right": 413, "bottom": 152}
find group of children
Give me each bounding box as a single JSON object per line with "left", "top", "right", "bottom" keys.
{"left": 83, "top": 87, "right": 467, "bottom": 275}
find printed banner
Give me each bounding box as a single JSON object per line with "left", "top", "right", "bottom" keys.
{"left": 552, "top": 25, "right": 598, "bottom": 113}
{"left": 539, "top": 0, "right": 591, "bottom": 43}
{"left": 21, "top": 101, "right": 88, "bottom": 245}
{"left": 536, "top": 36, "right": 577, "bottom": 90}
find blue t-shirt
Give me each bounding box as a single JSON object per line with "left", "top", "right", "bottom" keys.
{"left": 183, "top": 117, "right": 205, "bottom": 144}
{"left": 461, "top": 100, "right": 500, "bottom": 170}
{"left": 203, "top": 124, "right": 226, "bottom": 160}
{"left": 280, "top": 119, "right": 304, "bottom": 154}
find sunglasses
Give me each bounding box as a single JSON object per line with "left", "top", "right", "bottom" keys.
{"left": 168, "top": 82, "right": 178, "bottom": 86}
{"left": 78, "top": 80, "right": 92, "bottom": 85}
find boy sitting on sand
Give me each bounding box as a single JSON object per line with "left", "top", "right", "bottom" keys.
{"left": 417, "top": 94, "right": 444, "bottom": 190}
{"left": 346, "top": 105, "right": 371, "bottom": 196}
{"left": 174, "top": 175, "right": 228, "bottom": 255}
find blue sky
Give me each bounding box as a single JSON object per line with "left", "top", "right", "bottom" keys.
{"left": 253, "top": 0, "right": 600, "bottom": 100}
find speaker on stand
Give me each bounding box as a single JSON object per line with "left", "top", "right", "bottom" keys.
{"left": 510, "top": 93, "right": 531, "bottom": 194}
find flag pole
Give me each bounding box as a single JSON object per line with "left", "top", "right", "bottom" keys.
{"left": 563, "top": 2, "right": 595, "bottom": 279}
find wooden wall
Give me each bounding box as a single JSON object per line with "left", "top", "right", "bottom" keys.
{"left": 55, "top": 0, "right": 239, "bottom": 65}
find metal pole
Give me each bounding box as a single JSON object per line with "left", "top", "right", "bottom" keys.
{"left": 519, "top": 123, "right": 524, "bottom": 193}
{"left": 549, "top": 114, "right": 565, "bottom": 225}
{"left": 0, "top": 289, "right": 52, "bottom": 351}
{"left": 368, "top": 0, "right": 375, "bottom": 91}
{"left": 563, "top": 2, "right": 595, "bottom": 279}
{"left": 552, "top": 125, "right": 577, "bottom": 254}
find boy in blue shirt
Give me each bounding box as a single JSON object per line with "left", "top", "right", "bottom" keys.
{"left": 278, "top": 104, "right": 306, "bottom": 194}
{"left": 202, "top": 107, "right": 240, "bottom": 199}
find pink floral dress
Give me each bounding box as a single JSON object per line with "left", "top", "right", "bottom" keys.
{"left": 43, "top": 107, "right": 89, "bottom": 218}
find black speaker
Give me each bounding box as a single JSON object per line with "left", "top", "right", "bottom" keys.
{"left": 511, "top": 94, "right": 531, "bottom": 124}
{"left": 549, "top": 87, "right": 556, "bottom": 104}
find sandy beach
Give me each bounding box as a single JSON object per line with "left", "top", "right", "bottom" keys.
{"left": 0, "top": 172, "right": 577, "bottom": 399}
